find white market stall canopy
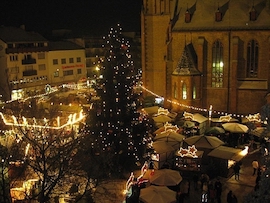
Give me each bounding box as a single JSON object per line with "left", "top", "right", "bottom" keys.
{"left": 192, "top": 113, "right": 208, "bottom": 123}
{"left": 141, "top": 106, "right": 159, "bottom": 115}
{"left": 207, "top": 146, "right": 245, "bottom": 162}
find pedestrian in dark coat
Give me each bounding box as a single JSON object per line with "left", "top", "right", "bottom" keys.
{"left": 233, "top": 162, "right": 240, "bottom": 180}
{"left": 215, "top": 179, "right": 222, "bottom": 203}
{"left": 227, "top": 190, "right": 233, "bottom": 203}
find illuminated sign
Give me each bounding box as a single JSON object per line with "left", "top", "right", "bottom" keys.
{"left": 246, "top": 113, "right": 261, "bottom": 122}
{"left": 219, "top": 115, "right": 232, "bottom": 122}
{"left": 62, "top": 64, "right": 84, "bottom": 69}
{"left": 161, "top": 122, "right": 179, "bottom": 133}
{"left": 183, "top": 111, "right": 194, "bottom": 120}
{"left": 177, "top": 145, "right": 198, "bottom": 158}
{"left": 157, "top": 107, "right": 169, "bottom": 115}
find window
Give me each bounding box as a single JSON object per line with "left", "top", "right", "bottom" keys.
{"left": 247, "top": 40, "right": 258, "bottom": 78}
{"left": 24, "top": 54, "right": 32, "bottom": 60}
{"left": 182, "top": 83, "right": 187, "bottom": 100}
{"left": 53, "top": 59, "right": 58, "bottom": 65}
{"left": 38, "top": 64, "right": 46, "bottom": 71}
{"left": 38, "top": 53, "right": 45, "bottom": 59}
{"left": 63, "top": 70, "right": 73, "bottom": 76}
{"left": 69, "top": 58, "right": 74, "bottom": 63}
{"left": 61, "top": 58, "right": 66, "bottom": 64}
{"left": 37, "top": 43, "right": 44, "bottom": 47}
{"left": 173, "top": 82, "right": 178, "bottom": 98}
{"left": 25, "top": 65, "right": 34, "bottom": 71}
{"left": 10, "top": 55, "right": 18, "bottom": 61}
{"left": 212, "top": 40, "right": 224, "bottom": 88}
{"left": 192, "top": 85, "right": 196, "bottom": 99}
{"left": 76, "top": 57, "right": 81, "bottom": 62}
{"left": 77, "top": 69, "right": 82, "bottom": 74}
{"left": 10, "top": 66, "right": 19, "bottom": 74}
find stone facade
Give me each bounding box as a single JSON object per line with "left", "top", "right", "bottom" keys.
{"left": 141, "top": 0, "right": 270, "bottom": 115}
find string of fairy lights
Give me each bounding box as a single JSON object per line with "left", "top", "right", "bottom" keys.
{"left": 140, "top": 85, "right": 264, "bottom": 123}
{"left": 0, "top": 79, "right": 264, "bottom": 131}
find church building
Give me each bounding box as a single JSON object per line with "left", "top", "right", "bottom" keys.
{"left": 141, "top": 0, "right": 270, "bottom": 115}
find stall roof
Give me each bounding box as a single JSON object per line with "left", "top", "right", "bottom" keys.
{"left": 141, "top": 106, "right": 159, "bottom": 115}
{"left": 207, "top": 146, "right": 244, "bottom": 161}
{"left": 193, "top": 113, "right": 208, "bottom": 123}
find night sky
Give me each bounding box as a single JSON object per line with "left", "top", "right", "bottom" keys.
{"left": 0, "top": 0, "right": 142, "bottom": 36}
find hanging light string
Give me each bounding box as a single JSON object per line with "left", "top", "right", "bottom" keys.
{"left": 140, "top": 85, "right": 264, "bottom": 123}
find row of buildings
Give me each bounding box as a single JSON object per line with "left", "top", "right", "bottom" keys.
{"left": 141, "top": 0, "right": 270, "bottom": 115}
{"left": 0, "top": 25, "right": 141, "bottom": 102}
{"left": 2, "top": 0, "right": 270, "bottom": 116}
{"left": 0, "top": 26, "right": 87, "bottom": 101}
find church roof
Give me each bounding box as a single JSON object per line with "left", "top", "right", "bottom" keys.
{"left": 172, "top": 43, "right": 201, "bottom": 76}
{"left": 172, "top": 0, "right": 270, "bottom": 31}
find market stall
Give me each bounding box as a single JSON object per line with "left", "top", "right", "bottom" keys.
{"left": 174, "top": 145, "right": 204, "bottom": 172}
{"left": 207, "top": 145, "right": 248, "bottom": 177}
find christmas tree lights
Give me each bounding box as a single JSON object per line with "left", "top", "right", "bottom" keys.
{"left": 82, "top": 24, "right": 151, "bottom": 177}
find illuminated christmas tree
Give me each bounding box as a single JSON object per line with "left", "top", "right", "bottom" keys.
{"left": 82, "top": 24, "right": 150, "bottom": 178}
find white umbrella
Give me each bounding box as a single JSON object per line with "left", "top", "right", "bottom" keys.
{"left": 154, "top": 131, "right": 185, "bottom": 143}
{"left": 139, "top": 185, "right": 176, "bottom": 203}
{"left": 150, "top": 169, "right": 182, "bottom": 186}
{"left": 250, "top": 127, "right": 268, "bottom": 137}
{"left": 153, "top": 115, "right": 173, "bottom": 123}
{"left": 184, "top": 135, "right": 224, "bottom": 149}
{"left": 152, "top": 141, "right": 176, "bottom": 153}
{"left": 222, "top": 123, "right": 249, "bottom": 133}
{"left": 205, "top": 126, "right": 225, "bottom": 135}
{"left": 183, "top": 120, "right": 195, "bottom": 128}
{"left": 154, "top": 131, "right": 185, "bottom": 150}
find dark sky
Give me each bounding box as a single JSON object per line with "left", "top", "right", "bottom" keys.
{"left": 0, "top": 0, "right": 142, "bottom": 36}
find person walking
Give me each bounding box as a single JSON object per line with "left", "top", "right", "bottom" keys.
{"left": 227, "top": 190, "right": 233, "bottom": 203}
{"left": 227, "top": 190, "right": 238, "bottom": 203}
{"left": 252, "top": 159, "right": 259, "bottom": 176}
{"left": 215, "top": 178, "right": 222, "bottom": 203}
{"left": 233, "top": 162, "right": 240, "bottom": 180}
{"left": 208, "top": 183, "right": 216, "bottom": 203}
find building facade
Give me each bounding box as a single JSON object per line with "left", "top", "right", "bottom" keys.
{"left": 0, "top": 26, "right": 86, "bottom": 101}
{"left": 141, "top": 0, "right": 270, "bottom": 115}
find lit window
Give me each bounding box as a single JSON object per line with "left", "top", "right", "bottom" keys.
{"left": 212, "top": 40, "right": 223, "bottom": 88}
{"left": 9, "top": 55, "right": 18, "bottom": 61}
{"left": 192, "top": 85, "right": 196, "bottom": 99}
{"left": 182, "top": 83, "right": 187, "bottom": 100}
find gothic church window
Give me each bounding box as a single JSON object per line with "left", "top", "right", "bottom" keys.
{"left": 174, "top": 82, "right": 178, "bottom": 98}
{"left": 192, "top": 84, "right": 196, "bottom": 99}
{"left": 182, "top": 82, "right": 187, "bottom": 99}
{"left": 212, "top": 40, "right": 223, "bottom": 88}
{"left": 247, "top": 40, "right": 258, "bottom": 78}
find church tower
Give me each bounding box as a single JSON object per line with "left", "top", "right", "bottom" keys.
{"left": 141, "top": 0, "right": 173, "bottom": 102}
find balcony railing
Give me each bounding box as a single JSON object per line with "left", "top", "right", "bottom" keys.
{"left": 22, "top": 58, "right": 36, "bottom": 65}
{"left": 23, "top": 70, "right": 37, "bottom": 76}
